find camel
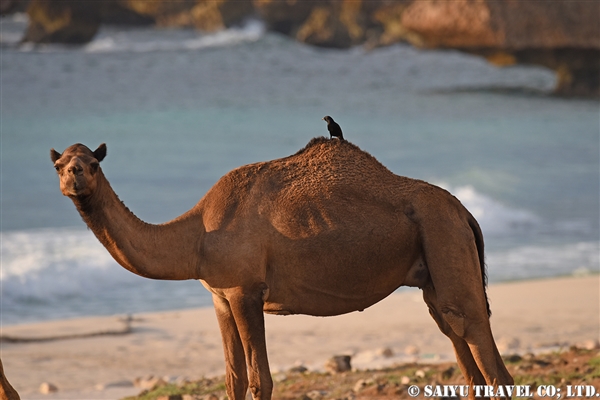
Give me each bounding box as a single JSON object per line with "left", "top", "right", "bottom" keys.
{"left": 50, "top": 137, "right": 513, "bottom": 400}
{"left": 0, "top": 359, "right": 20, "bottom": 400}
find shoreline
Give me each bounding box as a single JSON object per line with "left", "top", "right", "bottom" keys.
{"left": 2, "top": 274, "right": 598, "bottom": 399}
{"left": 2, "top": 272, "right": 594, "bottom": 330}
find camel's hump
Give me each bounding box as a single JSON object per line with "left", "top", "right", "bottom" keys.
{"left": 292, "top": 136, "right": 384, "bottom": 162}
{"left": 293, "top": 136, "right": 365, "bottom": 157}
{"left": 287, "top": 136, "right": 396, "bottom": 178}
{"left": 201, "top": 137, "right": 428, "bottom": 232}
{"left": 225, "top": 136, "right": 404, "bottom": 189}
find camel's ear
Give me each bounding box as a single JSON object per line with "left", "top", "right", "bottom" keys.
{"left": 50, "top": 148, "right": 61, "bottom": 163}
{"left": 93, "top": 143, "right": 107, "bottom": 162}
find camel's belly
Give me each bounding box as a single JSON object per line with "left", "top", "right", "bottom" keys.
{"left": 264, "top": 220, "right": 428, "bottom": 316}
{"left": 262, "top": 267, "right": 408, "bottom": 317}
{"left": 262, "top": 292, "right": 391, "bottom": 317}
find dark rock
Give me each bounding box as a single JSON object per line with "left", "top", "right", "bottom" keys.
{"left": 504, "top": 354, "right": 523, "bottom": 363}
{"left": 102, "top": 2, "right": 156, "bottom": 26}
{"left": 325, "top": 355, "right": 352, "bottom": 374}
{"left": 23, "top": 0, "right": 102, "bottom": 44}
{"left": 288, "top": 364, "right": 308, "bottom": 373}
{"left": 157, "top": 395, "right": 182, "bottom": 400}
{"left": 0, "top": 0, "right": 28, "bottom": 15}
{"left": 125, "top": 0, "right": 253, "bottom": 31}
{"left": 253, "top": 0, "right": 314, "bottom": 36}
{"left": 440, "top": 365, "right": 456, "bottom": 380}
{"left": 21, "top": 0, "right": 254, "bottom": 44}
{"left": 295, "top": 2, "right": 366, "bottom": 48}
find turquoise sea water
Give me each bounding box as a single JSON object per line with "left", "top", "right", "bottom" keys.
{"left": 1, "top": 15, "right": 598, "bottom": 325}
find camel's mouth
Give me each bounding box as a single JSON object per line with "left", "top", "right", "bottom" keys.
{"left": 61, "top": 177, "right": 89, "bottom": 197}
{"left": 64, "top": 186, "right": 82, "bottom": 197}
{"left": 71, "top": 182, "right": 82, "bottom": 195}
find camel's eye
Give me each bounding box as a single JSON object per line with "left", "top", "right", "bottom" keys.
{"left": 54, "top": 165, "right": 60, "bottom": 171}
{"left": 90, "top": 161, "right": 99, "bottom": 172}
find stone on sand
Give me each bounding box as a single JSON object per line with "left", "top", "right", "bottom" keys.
{"left": 325, "top": 355, "right": 352, "bottom": 374}
{"left": 39, "top": 382, "right": 58, "bottom": 394}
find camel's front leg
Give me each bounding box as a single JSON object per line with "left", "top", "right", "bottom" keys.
{"left": 0, "top": 359, "right": 20, "bottom": 400}
{"left": 227, "top": 284, "right": 273, "bottom": 400}
{"left": 213, "top": 294, "right": 249, "bottom": 400}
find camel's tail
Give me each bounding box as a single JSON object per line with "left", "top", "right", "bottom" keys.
{"left": 468, "top": 214, "right": 491, "bottom": 317}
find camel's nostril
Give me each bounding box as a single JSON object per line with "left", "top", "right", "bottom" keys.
{"left": 68, "top": 165, "right": 83, "bottom": 175}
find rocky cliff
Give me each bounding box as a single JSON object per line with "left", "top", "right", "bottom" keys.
{"left": 399, "top": 0, "right": 600, "bottom": 96}
{"left": 13, "top": 0, "right": 600, "bottom": 96}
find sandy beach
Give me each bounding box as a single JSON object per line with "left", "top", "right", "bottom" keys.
{"left": 2, "top": 275, "right": 598, "bottom": 400}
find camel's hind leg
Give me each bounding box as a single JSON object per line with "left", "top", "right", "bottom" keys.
{"left": 423, "top": 251, "right": 513, "bottom": 392}
{"left": 424, "top": 278, "right": 513, "bottom": 393}
{"left": 423, "top": 284, "right": 486, "bottom": 400}
{"left": 416, "top": 205, "right": 513, "bottom": 393}
{"left": 213, "top": 294, "right": 249, "bottom": 400}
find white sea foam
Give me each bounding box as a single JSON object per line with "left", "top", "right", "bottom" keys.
{"left": 440, "top": 184, "right": 541, "bottom": 236}
{"left": 487, "top": 241, "right": 600, "bottom": 281}
{"left": 439, "top": 186, "right": 599, "bottom": 280}
{"left": 2, "top": 14, "right": 264, "bottom": 53}
{"left": 0, "top": 12, "right": 28, "bottom": 46}
{"left": 1, "top": 228, "right": 134, "bottom": 299}
{"left": 0, "top": 227, "right": 209, "bottom": 325}
{"left": 4, "top": 12, "right": 28, "bottom": 23}
{"left": 85, "top": 19, "right": 265, "bottom": 53}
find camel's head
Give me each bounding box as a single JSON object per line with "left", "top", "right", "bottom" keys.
{"left": 50, "top": 143, "right": 107, "bottom": 198}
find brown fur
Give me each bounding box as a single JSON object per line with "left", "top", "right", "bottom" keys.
{"left": 51, "top": 138, "right": 512, "bottom": 400}
{"left": 0, "top": 360, "right": 20, "bottom": 400}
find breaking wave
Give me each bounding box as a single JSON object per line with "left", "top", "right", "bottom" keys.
{"left": 442, "top": 184, "right": 541, "bottom": 236}
{"left": 487, "top": 241, "right": 599, "bottom": 282}
{"left": 1, "top": 185, "right": 597, "bottom": 325}
{"left": 84, "top": 19, "right": 265, "bottom": 53}
{"left": 5, "top": 17, "right": 265, "bottom": 53}
{"left": 0, "top": 228, "right": 209, "bottom": 325}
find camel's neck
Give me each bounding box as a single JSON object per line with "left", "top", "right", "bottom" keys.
{"left": 73, "top": 171, "right": 203, "bottom": 280}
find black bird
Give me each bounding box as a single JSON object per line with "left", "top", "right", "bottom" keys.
{"left": 322, "top": 116, "right": 344, "bottom": 141}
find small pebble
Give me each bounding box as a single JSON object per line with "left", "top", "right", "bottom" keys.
{"left": 354, "top": 379, "right": 368, "bottom": 392}
{"left": 39, "top": 382, "right": 58, "bottom": 394}
{"left": 134, "top": 375, "right": 168, "bottom": 389}
{"left": 289, "top": 364, "right": 308, "bottom": 373}
{"left": 377, "top": 347, "right": 394, "bottom": 358}
{"left": 353, "top": 378, "right": 375, "bottom": 392}
{"left": 305, "top": 390, "right": 328, "bottom": 399}
{"left": 579, "top": 339, "right": 600, "bottom": 350}
{"left": 95, "top": 380, "right": 134, "bottom": 391}
{"left": 182, "top": 395, "right": 201, "bottom": 400}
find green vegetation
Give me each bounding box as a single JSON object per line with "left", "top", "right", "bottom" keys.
{"left": 124, "top": 347, "right": 600, "bottom": 400}
{"left": 124, "top": 379, "right": 227, "bottom": 400}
